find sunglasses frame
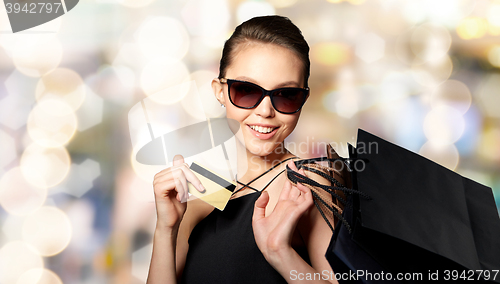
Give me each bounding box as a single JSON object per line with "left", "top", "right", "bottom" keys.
{"left": 219, "top": 78, "right": 309, "bottom": 114}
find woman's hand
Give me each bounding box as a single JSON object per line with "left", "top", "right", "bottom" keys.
{"left": 252, "top": 160, "right": 313, "bottom": 266}
{"left": 153, "top": 155, "right": 206, "bottom": 231}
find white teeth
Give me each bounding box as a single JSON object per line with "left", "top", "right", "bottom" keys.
{"left": 250, "top": 125, "right": 274, "bottom": 134}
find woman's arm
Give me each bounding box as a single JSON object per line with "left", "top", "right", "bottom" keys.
{"left": 148, "top": 197, "right": 213, "bottom": 283}
{"left": 148, "top": 225, "right": 178, "bottom": 284}
{"left": 252, "top": 160, "right": 338, "bottom": 284}
{"left": 146, "top": 155, "right": 210, "bottom": 284}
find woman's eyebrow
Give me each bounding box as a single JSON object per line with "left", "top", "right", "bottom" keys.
{"left": 274, "top": 81, "right": 300, "bottom": 88}
{"left": 234, "top": 76, "right": 300, "bottom": 88}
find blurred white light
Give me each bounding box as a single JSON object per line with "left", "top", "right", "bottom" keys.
{"left": 12, "top": 37, "right": 63, "bottom": 78}
{"left": 419, "top": 141, "right": 459, "bottom": 170}
{"left": 140, "top": 57, "right": 190, "bottom": 104}
{"left": 431, "top": 80, "right": 471, "bottom": 115}
{"left": 323, "top": 89, "right": 360, "bottom": 118}
{"left": 324, "top": 68, "right": 378, "bottom": 117}
{"left": 0, "top": 241, "right": 44, "bottom": 284}
{"left": 236, "top": 1, "right": 276, "bottom": 24}
{"left": 112, "top": 43, "right": 147, "bottom": 72}
{"left": 402, "top": 1, "right": 427, "bottom": 24}
{"left": 0, "top": 129, "right": 16, "bottom": 171}
{"left": 182, "top": 0, "right": 230, "bottom": 38}
{"left": 422, "top": 0, "right": 476, "bottom": 27}
{"left": 335, "top": 94, "right": 359, "bottom": 118}
{"left": 403, "top": 0, "right": 475, "bottom": 27}
{"left": 27, "top": 100, "right": 77, "bottom": 148}
{"left": 17, "top": 268, "right": 62, "bottom": 284}
{"left": 75, "top": 85, "right": 104, "bottom": 131}
{"left": 355, "top": 33, "right": 385, "bottom": 63}
{"left": 411, "top": 54, "right": 453, "bottom": 87}
{"left": 20, "top": 143, "right": 71, "bottom": 189}
{"left": 136, "top": 17, "right": 189, "bottom": 60}
{"left": 35, "top": 68, "right": 86, "bottom": 113}
{"left": 2, "top": 214, "right": 25, "bottom": 241}
{"left": 410, "top": 23, "right": 451, "bottom": 62}
{"left": 22, "top": 206, "right": 72, "bottom": 256}
{"left": 0, "top": 167, "right": 47, "bottom": 216}
{"left": 0, "top": 18, "right": 61, "bottom": 55}
{"left": 423, "top": 105, "right": 464, "bottom": 146}
{"left": 488, "top": 4, "right": 500, "bottom": 27}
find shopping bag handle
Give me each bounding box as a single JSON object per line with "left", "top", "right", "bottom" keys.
{"left": 285, "top": 157, "right": 372, "bottom": 234}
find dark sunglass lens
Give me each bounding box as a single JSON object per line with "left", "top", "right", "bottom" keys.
{"left": 273, "top": 89, "right": 306, "bottom": 113}
{"left": 230, "top": 82, "right": 262, "bottom": 108}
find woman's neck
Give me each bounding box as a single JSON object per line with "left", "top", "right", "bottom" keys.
{"left": 234, "top": 141, "right": 296, "bottom": 184}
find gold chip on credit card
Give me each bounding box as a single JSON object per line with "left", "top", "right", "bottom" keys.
{"left": 187, "top": 162, "right": 235, "bottom": 211}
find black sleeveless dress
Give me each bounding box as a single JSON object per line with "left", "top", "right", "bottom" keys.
{"left": 180, "top": 190, "right": 311, "bottom": 283}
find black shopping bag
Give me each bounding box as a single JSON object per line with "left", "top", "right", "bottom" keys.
{"left": 323, "top": 129, "right": 500, "bottom": 283}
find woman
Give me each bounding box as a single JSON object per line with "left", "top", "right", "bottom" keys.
{"left": 147, "top": 16, "right": 337, "bottom": 283}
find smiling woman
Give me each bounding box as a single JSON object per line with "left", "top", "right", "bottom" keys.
{"left": 147, "top": 16, "right": 338, "bottom": 284}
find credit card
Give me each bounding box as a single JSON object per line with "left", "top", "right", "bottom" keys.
{"left": 187, "top": 162, "right": 235, "bottom": 211}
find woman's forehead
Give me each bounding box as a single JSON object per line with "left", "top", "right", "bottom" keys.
{"left": 225, "top": 43, "right": 305, "bottom": 88}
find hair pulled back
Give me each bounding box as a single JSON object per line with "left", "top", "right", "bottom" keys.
{"left": 218, "top": 15, "right": 310, "bottom": 88}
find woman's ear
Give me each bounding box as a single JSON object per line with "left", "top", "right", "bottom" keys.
{"left": 212, "top": 78, "right": 226, "bottom": 106}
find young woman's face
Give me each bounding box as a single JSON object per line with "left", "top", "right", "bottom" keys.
{"left": 212, "top": 43, "right": 307, "bottom": 157}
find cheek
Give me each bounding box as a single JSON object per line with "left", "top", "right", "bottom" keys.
{"left": 282, "top": 114, "right": 300, "bottom": 131}
{"left": 225, "top": 106, "right": 245, "bottom": 122}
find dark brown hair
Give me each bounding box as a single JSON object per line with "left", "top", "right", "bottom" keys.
{"left": 218, "top": 15, "right": 310, "bottom": 88}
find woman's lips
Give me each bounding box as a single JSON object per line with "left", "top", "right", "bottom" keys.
{"left": 247, "top": 125, "right": 278, "bottom": 140}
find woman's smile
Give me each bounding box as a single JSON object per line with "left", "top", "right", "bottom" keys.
{"left": 247, "top": 123, "right": 280, "bottom": 139}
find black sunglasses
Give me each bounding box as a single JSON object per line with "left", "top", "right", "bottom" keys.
{"left": 219, "top": 78, "right": 309, "bottom": 114}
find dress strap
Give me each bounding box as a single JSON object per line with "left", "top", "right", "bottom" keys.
{"left": 232, "top": 156, "right": 300, "bottom": 196}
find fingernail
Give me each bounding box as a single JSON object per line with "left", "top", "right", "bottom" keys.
{"left": 198, "top": 184, "right": 206, "bottom": 193}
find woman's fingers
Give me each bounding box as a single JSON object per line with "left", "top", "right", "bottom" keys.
{"left": 279, "top": 179, "right": 292, "bottom": 201}
{"left": 171, "top": 168, "right": 189, "bottom": 202}
{"left": 155, "top": 155, "right": 205, "bottom": 197}
{"left": 154, "top": 179, "right": 178, "bottom": 199}
{"left": 288, "top": 159, "right": 302, "bottom": 173}
{"left": 296, "top": 182, "right": 313, "bottom": 211}
{"left": 289, "top": 183, "right": 300, "bottom": 200}
{"left": 253, "top": 191, "right": 270, "bottom": 222}
{"left": 172, "top": 155, "right": 205, "bottom": 194}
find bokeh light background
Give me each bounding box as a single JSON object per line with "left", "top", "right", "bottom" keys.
{"left": 0, "top": 0, "right": 500, "bottom": 283}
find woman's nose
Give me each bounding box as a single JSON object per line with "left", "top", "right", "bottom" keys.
{"left": 254, "top": 95, "right": 275, "bottom": 118}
